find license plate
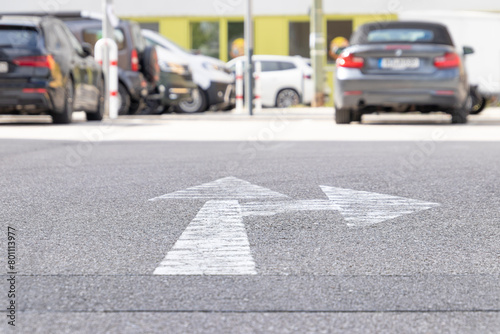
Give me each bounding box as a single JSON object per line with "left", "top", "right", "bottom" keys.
{"left": 379, "top": 57, "right": 420, "bottom": 70}
{"left": 0, "top": 61, "right": 8, "bottom": 73}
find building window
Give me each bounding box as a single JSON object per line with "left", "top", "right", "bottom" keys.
{"left": 228, "top": 21, "right": 244, "bottom": 60}
{"left": 191, "top": 21, "right": 220, "bottom": 59}
{"left": 327, "top": 20, "right": 353, "bottom": 63}
{"left": 289, "top": 22, "right": 310, "bottom": 58}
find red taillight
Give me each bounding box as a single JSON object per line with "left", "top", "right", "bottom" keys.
{"left": 22, "top": 88, "right": 47, "bottom": 94}
{"left": 13, "top": 55, "right": 55, "bottom": 69}
{"left": 434, "top": 52, "right": 461, "bottom": 69}
{"left": 336, "top": 53, "right": 364, "bottom": 69}
{"left": 131, "top": 49, "right": 139, "bottom": 72}
{"left": 303, "top": 74, "right": 312, "bottom": 79}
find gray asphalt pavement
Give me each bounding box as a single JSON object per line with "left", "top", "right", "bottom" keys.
{"left": 1, "top": 114, "right": 500, "bottom": 332}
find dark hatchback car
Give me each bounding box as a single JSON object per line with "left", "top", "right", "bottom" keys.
{"left": 335, "top": 21, "right": 473, "bottom": 124}
{"left": 0, "top": 15, "right": 103, "bottom": 123}
{"left": 51, "top": 12, "right": 159, "bottom": 115}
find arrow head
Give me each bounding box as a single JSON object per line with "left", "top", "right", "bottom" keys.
{"left": 150, "top": 176, "right": 289, "bottom": 201}
{"left": 320, "top": 186, "right": 440, "bottom": 227}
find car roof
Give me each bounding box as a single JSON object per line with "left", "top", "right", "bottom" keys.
{"left": 0, "top": 15, "right": 46, "bottom": 27}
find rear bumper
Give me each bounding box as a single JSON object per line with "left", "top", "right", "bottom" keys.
{"left": 119, "top": 70, "right": 148, "bottom": 101}
{"left": 0, "top": 85, "right": 53, "bottom": 114}
{"left": 335, "top": 67, "right": 468, "bottom": 111}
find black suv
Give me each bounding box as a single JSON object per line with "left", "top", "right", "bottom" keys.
{"left": 0, "top": 15, "right": 104, "bottom": 123}
{"left": 6, "top": 12, "right": 161, "bottom": 115}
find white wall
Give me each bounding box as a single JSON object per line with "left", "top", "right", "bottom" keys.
{"left": 4, "top": 0, "right": 500, "bottom": 17}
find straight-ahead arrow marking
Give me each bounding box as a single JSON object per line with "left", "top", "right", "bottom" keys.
{"left": 149, "top": 176, "right": 289, "bottom": 201}
{"left": 152, "top": 177, "right": 288, "bottom": 275}
{"left": 153, "top": 200, "right": 257, "bottom": 275}
{"left": 320, "top": 186, "right": 440, "bottom": 227}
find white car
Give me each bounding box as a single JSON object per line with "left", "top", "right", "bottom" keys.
{"left": 227, "top": 55, "right": 326, "bottom": 108}
{"left": 142, "top": 29, "right": 235, "bottom": 113}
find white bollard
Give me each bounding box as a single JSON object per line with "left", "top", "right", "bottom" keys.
{"left": 94, "top": 38, "right": 119, "bottom": 119}
{"left": 235, "top": 61, "right": 244, "bottom": 113}
{"left": 254, "top": 61, "right": 262, "bottom": 112}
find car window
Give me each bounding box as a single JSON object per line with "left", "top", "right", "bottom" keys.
{"left": 0, "top": 26, "right": 39, "bottom": 48}
{"left": 45, "top": 23, "right": 72, "bottom": 52}
{"left": 145, "top": 36, "right": 170, "bottom": 50}
{"left": 58, "top": 23, "right": 84, "bottom": 55}
{"left": 261, "top": 61, "right": 281, "bottom": 72}
{"left": 279, "top": 62, "right": 296, "bottom": 70}
{"left": 82, "top": 27, "right": 126, "bottom": 50}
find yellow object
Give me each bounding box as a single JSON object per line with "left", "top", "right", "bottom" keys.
{"left": 230, "top": 38, "right": 245, "bottom": 59}
{"left": 329, "top": 36, "right": 349, "bottom": 60}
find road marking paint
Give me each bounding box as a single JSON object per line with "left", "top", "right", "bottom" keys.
{"left": 149, "top": 176, "right": 289, "bottom": 201}
{"left": 153, "top": 200, "right": 257, "bottom": 275}
{"left": 320, "top": 186, "right": 440, "bottom": 227}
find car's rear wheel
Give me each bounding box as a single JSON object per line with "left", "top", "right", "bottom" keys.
{"left": 335, "top": 107, "right": 351, "bottom": 124}
{"left": 276, "top": 89, "right": 300, "bottom": 108}
{"left": 451, "top": 96, "right": 471, "bottom": 124}
{"left": 117, "top": 83, "right": 131, "bottom": 115}
{"left": 52, "top": 79, "right": 74, "bottom": 124}
{"left": 177, "top": 87, "right": 207, "bottom": 113}
{"left": 86, "top": 78, "right": 105, "bottom": 121}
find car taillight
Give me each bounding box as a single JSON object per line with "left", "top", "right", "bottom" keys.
{"left": 13, "top": 55, "right": 55, "bottom": 69}
{"left": 336, "top": 53, "right": 364, "bottom": 69}
{"left": 131, "top": 49, "right": 139, "bottom": 72}
{"left": 434, "top": 52, "right": 461, "bottom": 69}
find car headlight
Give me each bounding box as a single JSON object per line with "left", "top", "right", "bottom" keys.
{"left": 202, "top": 62, "right": 218, "bottom": 71}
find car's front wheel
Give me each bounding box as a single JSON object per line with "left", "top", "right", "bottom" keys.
{"left": 177, "top": 87, "right": 207, "bottom": 113}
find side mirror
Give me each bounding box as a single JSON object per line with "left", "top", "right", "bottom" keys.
{"left": 463, "top": 46, "right": 474, "bottom": 56}
{"left": 81, "top": 42, "right": 94, "bottom": 57}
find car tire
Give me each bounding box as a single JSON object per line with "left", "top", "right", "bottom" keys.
{"left": 141, "top": 46, "right": 160, "bottom": 85}
{"left": 276, "top": 89, "right": 300, "bottom": 108}
{"left": 177, "top": 87, "right": 207, "bottom": 113}
{"left": 52, "top": 79, "right": 74, "bottom": 124}
{"left": 86, "top": 78, "right": 105, "bottom": 121}
{"left": 117, "top": 83, "right": 131, "bottom": 115}
{"left": 451, "top": 96, "right": 471, "bottom": 124}
{"left": 335, "top": 107, "right": 351, "bottom": 124}
{"left": 352, "top": 110, "right": 362, "bottom": 123}
{"left": 470, "top": 96, "right": 487, "bottom": 115}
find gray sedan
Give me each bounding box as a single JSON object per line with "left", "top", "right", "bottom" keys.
{"left": 334, "top": 21, "right": 472, "bottom": 124}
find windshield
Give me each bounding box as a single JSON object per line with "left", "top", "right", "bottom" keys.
{"left": 145, "top": 32, "right": 189, "bottom": 54}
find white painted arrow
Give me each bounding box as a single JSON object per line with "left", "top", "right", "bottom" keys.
{"left": 320, "top": 186, "right": 440, "bottom": 227}
{"left": 151, "top": 177, "right": 288, "bottom": 275}
{"left": 151, "top": 177, "right": 440, "bottom": 275}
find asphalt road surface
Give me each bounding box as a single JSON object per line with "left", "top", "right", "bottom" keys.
{"left": 1, "top": 109, "right": 500, "bottom": 333}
